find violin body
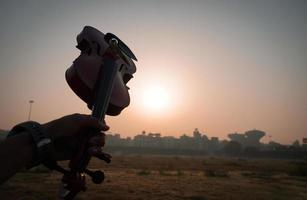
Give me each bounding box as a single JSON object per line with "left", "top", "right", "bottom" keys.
{"left": 65, "top": 26, "right": 137, "bottom": 115}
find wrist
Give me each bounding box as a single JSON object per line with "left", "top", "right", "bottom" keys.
{"left": 8, "top": 121, "right": 53, "bottom": 168}
{"left": 16, "top": 131, "right": 35, "bottom": 165}
{"left": 42, "top": 122, "right": 57, "bottom": 140}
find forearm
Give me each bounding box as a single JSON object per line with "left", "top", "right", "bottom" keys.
{"left": 0, "top": 132, "right": 33, "bottom": 184}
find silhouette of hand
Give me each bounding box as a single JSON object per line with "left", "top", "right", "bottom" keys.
{"left": 42, "top": 113, "right": 109, "bottom": 161}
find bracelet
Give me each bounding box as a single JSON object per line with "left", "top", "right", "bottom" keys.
{"left": 7, "top": 121, "right": 52, "bottom": 168}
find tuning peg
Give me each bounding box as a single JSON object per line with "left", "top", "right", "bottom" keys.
{"left": 84, "top": 169, "right": 105, "bottom": 184}
{"left": 96, "top": 152, "right": 112, "bottom": 163}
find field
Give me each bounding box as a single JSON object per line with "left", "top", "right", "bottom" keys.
{"left": 1, "top": 155, "right": 307, "bottom": 200}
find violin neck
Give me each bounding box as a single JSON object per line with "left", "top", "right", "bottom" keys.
{"left": 92, "top": 57, "right": 118, "bottom": 120}
{"left": 69, "top": 57, "right": 118, "bottom": 172}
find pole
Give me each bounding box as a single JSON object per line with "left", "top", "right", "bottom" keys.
{"left": 28, "top": 100, "right": 34, "bottom": 121}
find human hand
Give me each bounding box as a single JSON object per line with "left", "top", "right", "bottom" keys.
{"left": 42, "top": 113, "right": 110, "bottom": 161}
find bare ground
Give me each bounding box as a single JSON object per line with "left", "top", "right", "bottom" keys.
{"left": 1, "top": 155, "right": 307, "bottom": 200}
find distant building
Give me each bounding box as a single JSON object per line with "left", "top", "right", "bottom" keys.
{"left": 161, "top": 136, "right": 177, "bottom": 149}
{"left": 228, "top": 129, "right": 265, "bottom": 148}
{"left": 106, "top": 128, "right": 214, "bottom": 151}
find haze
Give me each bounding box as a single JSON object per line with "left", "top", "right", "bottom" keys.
{"left": 0, "top": 0, "right": 306, "bottom": 144}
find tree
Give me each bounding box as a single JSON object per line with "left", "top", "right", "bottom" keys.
{"left": 292, "top": 140, "right": 300, "bottom": 147}
{"left": 223, "top": 141, "right": 242, "bottom": 156}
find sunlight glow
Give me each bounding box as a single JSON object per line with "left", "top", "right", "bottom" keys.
{"left": 142, "top": 86, "right": 170, "bottom": 112}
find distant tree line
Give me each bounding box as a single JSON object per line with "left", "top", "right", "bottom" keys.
{"left": 1, "top": 128, "right": 306, "bottom": 159}
{"left": 105, "top": 129, "right": 307, "bottom": 159}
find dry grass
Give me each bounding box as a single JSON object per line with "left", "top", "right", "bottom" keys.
{"left": 1, "top": 156, "right": 307, "bottom": 200}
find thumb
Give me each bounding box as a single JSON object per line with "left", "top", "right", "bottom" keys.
{"left": 78, "top": 115, "right": 109, "bottom": 131}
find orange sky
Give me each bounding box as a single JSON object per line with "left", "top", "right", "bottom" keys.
{"left": 0, "top": 1, "right": 306, "bottom": 144}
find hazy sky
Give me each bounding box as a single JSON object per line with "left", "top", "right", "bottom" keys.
{"left": 0, "top": 0, "right": 306, "bottom": 144}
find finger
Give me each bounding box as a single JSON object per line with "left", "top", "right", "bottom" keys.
{"left": 88, "top": 146, "right": 102, "bottom": 156}
{"left": 77, "top": 114, "right": 109, "bottom": 131}
{"left": 96, "top": 153, "right": 112, "bottom": 163}
{"left": 101, "top": 119, "right": 110, "bottom": 131}
{"left": 101, "top": 123, "right": 110, "bottom": 131}
{"left": 88, "top": 134, "right": 105, "bottom": 147}
{"left": 88, "top": 147, "right": 112, "bottom": 163}
{"left": 102, "top": 153, "right": 112, "bottom": 160}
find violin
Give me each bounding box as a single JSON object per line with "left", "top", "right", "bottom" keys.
{"left": 44, "top": 26, "right": 137, "bottom": 199}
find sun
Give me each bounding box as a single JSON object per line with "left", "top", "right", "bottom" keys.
{"left": 142, "top": 86, "right": 170, "bottom": 112}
